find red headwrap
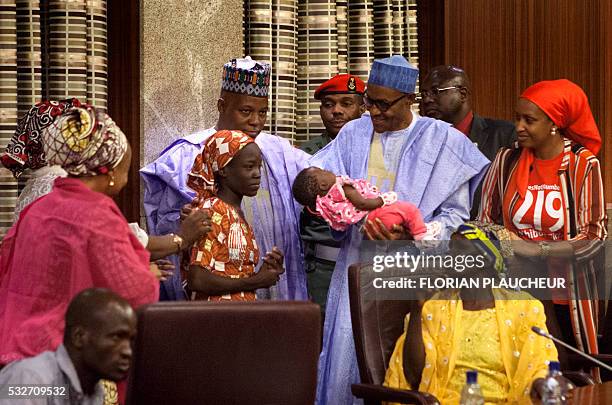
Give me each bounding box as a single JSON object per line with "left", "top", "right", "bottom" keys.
{"left": 1, "top": 98, "right": 81, "bottom": 178}
{"left": 506, "top": 79, "right": 601, "bottom": 202}
{"left": 520, "top": 79, "right": 601, "bottom": 154}
{"left": 187, "top": 130, "right": 255, "bottom": 200}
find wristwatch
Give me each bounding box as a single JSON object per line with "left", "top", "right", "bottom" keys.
{"left": 170, "top": 233, "right": 184, "bottom": 253}
{"left": 538, "top": 241, "right": 551, "bottom": 257}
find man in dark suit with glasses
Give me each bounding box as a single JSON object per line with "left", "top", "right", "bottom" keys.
{"left": 420, "top": 65, "right": 516, "bottom": 219}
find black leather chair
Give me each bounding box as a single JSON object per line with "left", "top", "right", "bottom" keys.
{"left": 127, "top": 301, "right": 320, "bottom": 405}
{"left": 348, "top": 264, "right": 439, "bottom": 404}
{"left": 347, "top": 264, "right": 596, "bottom": 404}
{"left": 564, "top": 302, "right": 612, "bottom": 383}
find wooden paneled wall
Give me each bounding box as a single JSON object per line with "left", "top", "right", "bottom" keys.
{"left": 107, "top": 0, "right": 141, "bottom": 223}
{"left": 418, "top": 0, "right": 612, "bottom": 203}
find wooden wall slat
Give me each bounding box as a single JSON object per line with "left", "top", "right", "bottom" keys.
{"left": 419, "top": 0, "right": 611, "bottom": 202}
{"left": 107, "top": 0, "right": 140, "bottom": 223}
{"left": 415, "top": 0, "right": 444, "bottom": 78}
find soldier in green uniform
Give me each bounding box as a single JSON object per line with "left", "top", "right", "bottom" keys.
{"left": 299, "top": 74, "right": 365, "bottom": 316}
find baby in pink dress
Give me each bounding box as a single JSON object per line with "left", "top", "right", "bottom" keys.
{"left": 292, "top": 167, "right": 427, "bottom": 239}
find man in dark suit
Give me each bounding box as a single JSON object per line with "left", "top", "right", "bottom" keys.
{"left": 420, "top": 65, "right": 516, "bottom": 219}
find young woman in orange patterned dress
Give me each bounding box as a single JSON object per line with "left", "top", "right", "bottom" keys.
{"left": 186, "top": 130, "right": 284, "bottom": 301}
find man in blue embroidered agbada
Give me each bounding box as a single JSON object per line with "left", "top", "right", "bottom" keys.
{"left": 309, "top": 55, "right": 491, "bottom": 404}
{"left": 140, "top": 56, "right": 309, "bottom": 301}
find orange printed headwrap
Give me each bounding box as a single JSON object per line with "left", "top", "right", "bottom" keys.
{"left": 187, "top": 130, "right": 254, "bottom": 200}
{"left": 521, "top": 79, "right": 601, "bottom": 154}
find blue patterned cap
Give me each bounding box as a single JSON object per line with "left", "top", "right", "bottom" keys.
{"left": 368, "top": 55, "right": 418, "bottom": 94}
{"left": 221, "top": 56, "right": 271, "bottom": 97}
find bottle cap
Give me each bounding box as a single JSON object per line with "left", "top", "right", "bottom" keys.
{"left": 548, "top": 361, "right": 561, "bottom": 372}
{"left": 466, "top": 370, "right": 478, "bottom": 384}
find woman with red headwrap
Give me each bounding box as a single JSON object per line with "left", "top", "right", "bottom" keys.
{"left": 479, "top": 79, "right": 607, "bottom": 366}
{"left": 186, "top": 130, "right": 284, "bottom": 301}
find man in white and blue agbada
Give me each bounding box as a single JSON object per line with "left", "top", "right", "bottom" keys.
{"left": 141, "top": 56, "right": 310, "bottom": 301}
{"left": 309, "top": 55, "right": 490, "bottom": 404}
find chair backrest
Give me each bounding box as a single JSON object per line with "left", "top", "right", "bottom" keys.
{"left": 348, "top": 264, "right": 413, "bottom": 385}
{"left": 127, "top": 301, "right": 320, "bottom": 405}
{"left": 602, "top": 301, "right": 612, "bottom": 381}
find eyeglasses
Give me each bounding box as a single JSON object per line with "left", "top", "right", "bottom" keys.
{"left": 363, "top": 93, "right": 408, "bottom": 112}
{"left": 418, "top": 86, "right": 462, "bottom": 99}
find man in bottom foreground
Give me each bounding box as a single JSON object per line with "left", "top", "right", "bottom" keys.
{"left": 0, "top": 289, "right": 136, "bottom": 405}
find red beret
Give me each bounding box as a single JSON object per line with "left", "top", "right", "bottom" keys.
{"left": 314, "top": 74, "right": 365, "bottom": 100}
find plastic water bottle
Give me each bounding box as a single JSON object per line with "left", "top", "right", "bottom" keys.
{"left": 541, "top": 361, "right": 564, "bottom": 404}
{"left": 549, "top": 360, "right": 569, "bottom": 402}
{"left": 460, "top": 370, "right": 485, "bottom": 405}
